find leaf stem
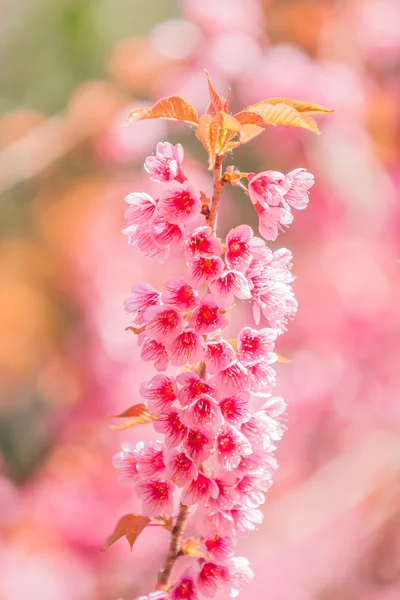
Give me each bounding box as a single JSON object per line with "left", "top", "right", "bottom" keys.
{"left": 157, "top": 503, "right": 190, "bottom": 588}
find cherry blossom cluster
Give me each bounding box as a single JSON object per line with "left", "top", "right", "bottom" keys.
{"left": 114, "top": 141, "right": 314, "bottom": 599}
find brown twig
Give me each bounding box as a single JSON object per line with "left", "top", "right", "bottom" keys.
{"left": 157, "top": 503, "right": 190, "bottom": 587}
{"left": 206, "top": 154, "right": 225, "bottom": 235}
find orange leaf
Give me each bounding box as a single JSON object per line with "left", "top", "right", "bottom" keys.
{"left": 239, "top": 124, "right": 264, "bottom": 145}
{"left": 110, "top": 403, "right": 158, "bottom": 430}
{"left": 196, "top": 114, "right": 220, "bottom": 169}
{"left": 246, "top": 102, "right": 321, "bottom": 134}
{"left": 125, "top": 96, "right": 198, "bottom": 126}
{"left": 100, "top": 514, "right": 150, "bottom": 552}
{"left": 249, "top": 97, "right": 333, "bottom": 115}
{"left": 205, "top": 71, "right": 230, "bottom": 114}
{"left": 233, "top": 111, "right": 267, "bottom": 126}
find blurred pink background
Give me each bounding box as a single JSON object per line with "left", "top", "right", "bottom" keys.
{"left": 0, "top": 1, "right": 400, "bottom": 598}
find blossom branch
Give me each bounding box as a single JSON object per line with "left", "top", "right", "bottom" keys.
{"left": 157, "top": 503, "right": 190, "bottom": 587}
{"left": 206, "top": 154, "right": 225, "bottom": 235}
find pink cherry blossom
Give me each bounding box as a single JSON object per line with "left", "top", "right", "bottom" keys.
{"left": 171, "top": 569, "right": 198, "bottom": 600}
{"left": 144, "top": 304, "right": 184, "bottom": 342}
{"left": 140, "top": 375, "right": 178, "bottom": 413}
{"left": 135, "top": 479, "right": 174, "bottom": 517}
{"left": 154, "top": 409, "right": 188, "bottom": 447}
{"left": 257, "top": 203, "right": 293, "bottom": 241}
{"left": 219, "top": 393, "right": 252, "bottom": 426}
{"left": 182, "top": 472, "right": 219, "bottom": 506}
{"left": 189, "top": 294, "right": 229, "bottom": 334}
{"left": 176, "top": 372, "right": 216, "bottom": 406}
{"left": 248, "top": 170, "right": 288, "bottom": 208}
{"left": 167, "top": 330, "right": 204, "bottom": 366}
{"left": 282, "top": 168, "right": 314, "bottom": 209}
{"left": 112, "top": 441, "right": 141, "bottom": 485}
{"left": 182, "top": 394, "right": 223, "bottom": 431}
{"left": 123, "top": 224, "right": 170, "bottom": 261}
{"left": 186, "top": 256, "right": 224, "bottom": 286}
{"left": 183, "top": 427, "right": 213, "bottom": 462}
{"left": 139, "top": 335, "right": 170, "bottom": 371}
{"left": 136, "top": 441, "right": 166, "bottom": 480}
{"left": 209, "top": 361, "right": 249, "bottom": 396}
{"left": 208, "top": 270, "right": 252, "bottom": 307}
{"left": 164, "top": 448, "right": 197, "bottom": 487}
{"left": 196, "top": 561, "right": 230, "bottom": 597}
{"left": 124, "top": 192, "right": 158, "bottom": 225}
{"left": 228, "top": 557, "right": 254, "bottom": 598}
{"left": 204, "top": 339, "right": 236, "bottom": 375}
{"left": 225, "top": 224, "right": 263, "bottom": 272}
{"left": 210, "top": 473, "right": 238, "bottom": 511}
{"left": 158, "top": 182, "right": 201, "bottom": 224}
{"left": 237, "top": 326, "right": 276, "bottom": 365}
{"left": 162, "top": 278, "right": 199, "bottom": 310}
{"left": 185, "top": 226, "right": 223, "bottom": 258}
{"left": 215, "top": 424, "right": 252, "bottom": 470}
{"left": 144, "top": 141, "right": 184, "bottom": 183}
{"left": 203, "top": 535, "right": 234, "bottom": 562}
{"left": 152, "top": 216, "right": 185, "bottom": 247}
{"left": 125, "top": 282, "right": 161, "bottom": 324}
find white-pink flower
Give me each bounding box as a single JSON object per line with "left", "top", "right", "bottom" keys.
{"left": 124, "top": 192, "right": 158, "bottom": 225}
{"left": 283, "top": 168, "right": 314, "bottom": 210}
{"left": 189, "top": 294, "right": 229, "bottom": 334}
{"left": 144, "top": 141, "right": 184, "bottom": 183}
{"left": 248, "top": 170, "right": 288, "bottom": 208}
{"left": 167, "top": 330, "right": 204, "bottom": 366}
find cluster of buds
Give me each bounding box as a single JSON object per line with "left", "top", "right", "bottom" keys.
{"left": 108, "top": 76, "right": 330, "bottom": 600}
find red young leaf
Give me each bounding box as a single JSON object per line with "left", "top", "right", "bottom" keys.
{"left": 125, "top": 96, "right": 198, "bottom": 126}
{"left": 111, "top": 403, "right": 158, "bottom": 430}
{"left": 100, "top": 514, "right": 150, "bottom": 552}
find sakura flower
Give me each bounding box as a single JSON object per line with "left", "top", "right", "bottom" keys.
{"left": 208, "top": 270, "right": 252, "bottom": 307}
{"left": 230, "top": 506, "right": 264, "bottom": 537}
{"left": 136, "top": 441, "right": 166, "bottom": 481}
{"left": 241, "top": 414, "right": 274, "bottom": 450}
{"left": 171, "top": 569, "right": 198, "bottom": 600}
{"left": 185, "top": 226, "right": 222, "bottom": 258}
{"left": 182, "top": 394, "right": 223, "bottom": 431}
{"left": 139, "top": 335, "right": 169, "bottom": 371}
{"left": 209, "top": 361, "right": 249, "bottom": 396}
{"left": 248, "top": 170, "right": 288, "bottom": 208}
{"left": 257, "top": 204, "right": 293, "bottom": 241}
{"left": 140, "top": 375, "right": 177, "bottom": 413}
{"left": 124, "top": 192, "right": 158, "bottom": 225}
{"left": 203, "top": 535, "right": 234, "bottom": 562}
{"left": 123, "top": 225, "right": 170, "bottom": 261}
{"left": 184, "top": 428, "right": 213, "bottom": 462}
{"left": 237, "top": 326, "right": 276, "bottom": 365}
{"left": 162, "top": 278, "right": 199, "bottom": 310}
{"left": 204, "top": 339, "right": 236, "bottom": 375}
{"left": 210, "top": 473, "right": 238, "bottom": 511}
{"left": 112, "top": 441, "right": 141, "bottom": 484}
{"left": 144, "top": 141, "right": 184, "bottom": 183}
{"left": 182, "top": 472, "right": 219, "bottom": 506}
{"left": 247, "top": 360, "right": 276, "bottom": 394}
{"left": 124, "top": 282, "right": 161, "bottom": 324}
{"left": 194, "top": 506, "right": 235, "bottom": 538}
{"left": 144, "top": 305, "right": 183, "bottom": 342}
{"left": 219, "top": 392, "right": 252, "bottom": 426}
{"left": 176, "top": 372, "right": 216, "bottom": 406}
{"left": 196, "top": 562, "right": 230, "bottom": 597}
{"left": 167, "top": 330, "right": 204, "bottom": 366}
{"left": 152, "top": 216, "right": 185, "bottom": 247}
{"left": 235, "top": 474, "right": 270, "bottom": 508}
{"left": 189, "top": 295, "right": 229, "bottom": 335}
{"left": 154, "top": 409, "right": 188, "bottom": 447}
{"left": 254, "top": 281, "right": 298, "bottom": 332}
{"left": 282, "top": 168, "right": 314, "bottom": 210}
{"left": 186, "top": 256, "right": 224, "bottom": 286}
{"left": 164, "top": 448, "right": 197, "bottom": 487}
{"left": 158, "top": 182, "right": 201, "bottom": 224}
{"left": 215, "top": 424, "right": 252, "bottom": 470}
{"left": 135, "top": 480, "right": 174, "bottom": 517}
{"left": 236, "top": 449, "right": 278, "bottom": 476}
{"left": 225, "top": 225, "right": 263, "bottom": 272}
{"left": 228, "top": 557, "right": 254, "bottom": 598}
